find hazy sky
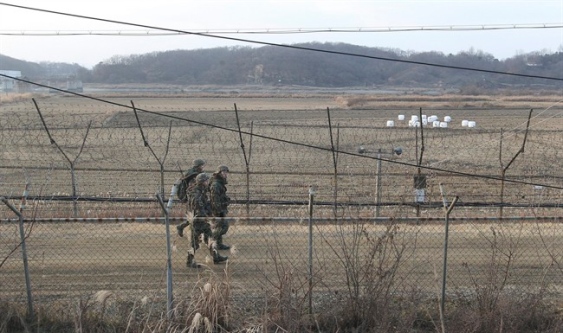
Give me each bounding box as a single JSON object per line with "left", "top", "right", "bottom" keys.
{"left": 1, "top": 0, "right": 562, "bottom": 68}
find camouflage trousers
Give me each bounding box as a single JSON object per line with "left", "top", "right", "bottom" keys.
{"left": 188, "top": 217, "right": 216, "bottom": 252}
{"left": 209, "top": 216, "right": 230, "bottom": 244}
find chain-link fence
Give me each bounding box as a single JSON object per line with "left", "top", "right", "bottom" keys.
{"left": 2, "top": 217, "right": 562, "bottom": 313}
{"left": 1, "top": 97, "right": 562, "bottom": 314}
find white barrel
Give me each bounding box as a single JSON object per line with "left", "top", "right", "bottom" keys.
{"left": 439, "top": 121, "right": 448, "bottom": 128}
{"left": 468, "top": 121, "right": 476, "bottom": 128}
{"left": 461, "top": 120, "right": 469, "bottom": 127}
{"left": 415, "top": 121, "right": 421, "bottom": 127}
{"left": 444, "top": 116, "right": 452, "bottom": 122}
{"left": 422, "top": 114, "right": 427, "bottom": 120}
{"left": 433, "top": 120, "right": 440, "bottom": 127}
{"left": 408, "top": 120, "right": 414, "bottom": 127}
{"left": 428, "top": 115, "right": 438, "bottom": 122}
{"left": 422, "top": 119, "right": 428, "bottom": 126}
{"left": 398, "top": 114, "right": 405, "bottom": 121}
{"left": 386, "top": 120, "right": 395, "bottom": 127}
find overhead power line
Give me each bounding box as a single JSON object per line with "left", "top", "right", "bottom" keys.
{"left": 1, "top": 23, "right": 562, "bottom": 36}
{"left": 1, "top": 2, "right": 563, "bottom": 82}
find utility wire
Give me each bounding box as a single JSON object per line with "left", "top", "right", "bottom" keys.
{"left": 1, "top": 72, "right": 562, "bottom": 191}
{"left": 1, "top": 2, "right": 562, "bottom": 187}
{"left": 1, "top": 2, "right": 563, "bottom": 82}
{"left": 2, "top": 23, "right": 562, "bottom": 36}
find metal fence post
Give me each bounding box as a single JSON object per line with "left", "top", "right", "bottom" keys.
{"left": 156, "top": 184, "right": 176, "bottom": 320}
{"left": 70, "top": 167, "right": 78, "bottom": 217}
{"left": 308, "top": 185, "right": 316, "bottom": 316}
{"left": 358, "top": 146, "right": 402, "bottom": 218}
{"left": 439, "top": 183, "right": 459, "bottom": 319}
{"left": 1, "top": 196, "right": 34, "bottom": 320}
{"left": 375, "top": 148, "right": 382, "bottom": 217}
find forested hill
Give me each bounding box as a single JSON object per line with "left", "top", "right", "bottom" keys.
{"left": 89, "top": 43, "right": 561, "bottom": 89}
{"left": 0, "top": 53, "right": 90, "bottom": 80}
{"left": 3, "top": 42, "right": 562, "bottom": 89}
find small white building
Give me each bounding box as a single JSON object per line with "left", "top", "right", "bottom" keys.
{"left": 0, "top": 70, "right": 22, "bottom": 92}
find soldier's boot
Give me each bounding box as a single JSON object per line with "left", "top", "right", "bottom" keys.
{"left": 186, "top": 253, "right": 200, "bottom": 269}
{"left": 216, "top": 235, "right": 231, "bottom": 250}
{"left": 217, "top": 243, "right": 231, "bottom": 250}
{"left": 177, "top": 221, "right": 192, "bottom": 237}
{"left": 211, "top": 249, "right": 228, "bottom": 264}
{"left": 176, "top": 224, "right": 184, "bottom": 237}
{"left": 217, "top": 241, "right": 231, "bottom": 251}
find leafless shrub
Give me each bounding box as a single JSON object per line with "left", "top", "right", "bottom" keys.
{"left": 72, "top": 291, "right": 123, "bottom": 332}
{"left": 0, "top": 275, "right": 233, "bottom": 332}
{"left": 446, "top": 223, "right": 563, "bottom": 332}
{"left": 171, "top": 264, "right": 234, "bottom": 332}
{"left": 0, "top": 302, "right": 30, "bottom": 333}
{"left": 319, "top": 223, "right": 419, "bottom": 331}
{"left": 256, "top": 238, "right": 314, "bottom": 332}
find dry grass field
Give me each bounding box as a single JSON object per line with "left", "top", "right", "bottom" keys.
{"left": 1, "top": 220, "right": 562, "bottom": 300}
{"left": 1, "top": 89, "right": 562, "bottom": 331}
{"left": 1, "top": 90, "right": 561, "bottom": 218}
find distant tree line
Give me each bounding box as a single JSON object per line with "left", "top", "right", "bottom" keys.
{"left": 2, "top": 42, "right": 562, "bottom": 90}
{"left": 0, "top": 54, "right": 88, "bottom": 81}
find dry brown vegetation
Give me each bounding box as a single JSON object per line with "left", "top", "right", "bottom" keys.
{"left": 1, "top": 220, "right": 562, "bottom": 332}
{"left": 1, "top": 90, "right": 562, "bottom": 332}
{"left": 0, "top": 92, "right": 39, "bottom": 105}
{"left": 1, "top": 92, "right": 561, "bottom": 213}
{"left": 335, "top": 93, "right": 563, "bottom": 109}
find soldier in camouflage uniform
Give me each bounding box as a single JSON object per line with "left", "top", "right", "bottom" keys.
{"left": 176, "top": 158, "right": 206, "bottom": 237}
{"left": 209, "top": 165, "right": 232, "bottom": 250}
{"left": 186, "top": 172, "right": 228, "bottom": 268}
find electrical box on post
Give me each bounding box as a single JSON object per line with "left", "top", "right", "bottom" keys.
{"left": 413, "top": 174, "right": 427, "bottom": 203}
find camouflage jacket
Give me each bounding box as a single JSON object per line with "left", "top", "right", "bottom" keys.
{"left": 189, "top": 183, "right": 211, "bottom": 217}
{"left": 209, "top": 172, "right": 230, "bottom": 216}
{"left": 183, "top": 166, "right": 202, "bottom": 211}
{"left": 177, "top": 167, "right": 200, "bottom": 202}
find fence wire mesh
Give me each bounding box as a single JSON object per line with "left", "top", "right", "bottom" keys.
{"left": 1, "top": 97, "right": 562, "bottom": 311}
{"left": 1, "top": 219, "right": 562, "bottom": 307}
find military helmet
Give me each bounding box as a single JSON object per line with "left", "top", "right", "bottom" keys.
{"left": 195, "top": 172, "right": 209, "bottom": 183}
{"left": 193, "top": 159, "right": 206, "bottom": 168}
{"left": 217, "top": 165, "right": 229, "bottom": 173}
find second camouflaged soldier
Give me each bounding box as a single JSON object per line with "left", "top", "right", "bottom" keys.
{"left": 209, "top": 165, "right": 232, "bottom": 250}
{"left": 177, "top": 158, "right": 206, "bottom": 237}
{"left": 186, "top": 172, "right": 228, "bottom": 268}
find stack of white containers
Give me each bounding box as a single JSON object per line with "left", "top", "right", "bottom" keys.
{"left": 461, "top": 120, "right": 477, "bottom": 128}
{"left": 389, "top": 113, "right": 474, "bottom": 129}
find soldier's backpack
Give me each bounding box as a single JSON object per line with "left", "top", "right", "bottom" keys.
{"left": 176, "top": 173, "right": 198, "bottom": 203}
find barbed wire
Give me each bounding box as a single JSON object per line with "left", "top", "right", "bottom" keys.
{"left": 1, "top": 83, "right": 562, "bottom": 193}
{"left": 427, "top": 102, "right": 563, "bottom": 167}
{"left": 1, "top": 97, "right": 562, "bottom": 221}
{"left": 1, "top": 3, "right": 561, "bottom": 313}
